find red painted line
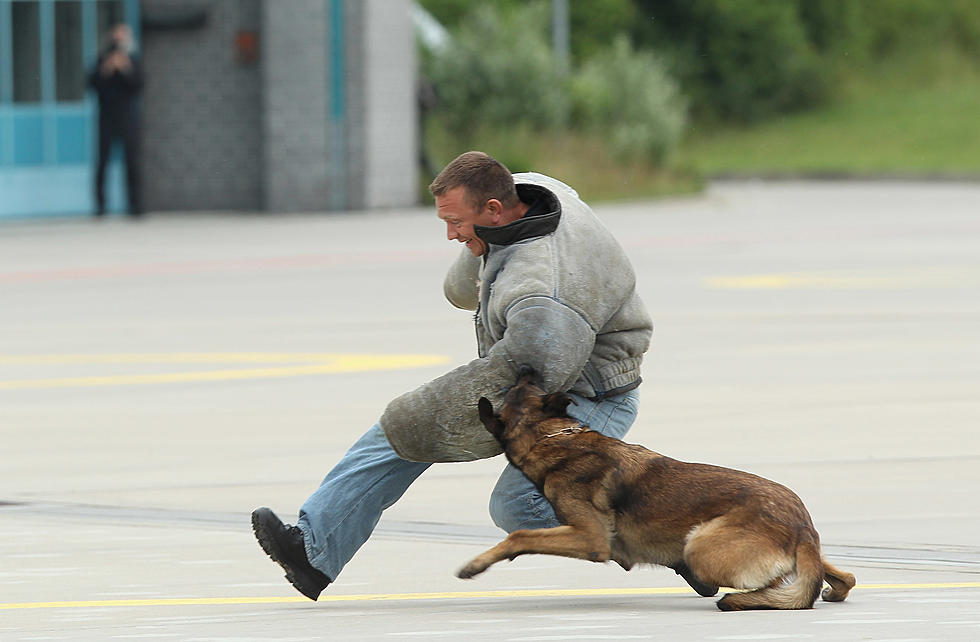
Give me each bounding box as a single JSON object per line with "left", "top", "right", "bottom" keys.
{"left": 0, "top": 249, "right": 451, "bottom": 284}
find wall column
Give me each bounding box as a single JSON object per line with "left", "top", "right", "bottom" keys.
{"left": 262, "top": 0, "right": 417, "bottom": 212}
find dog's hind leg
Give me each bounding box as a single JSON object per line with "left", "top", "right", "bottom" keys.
{"left": 715, "top": 537, "right": 825, "bottom": 611}
{"left": 458, "top": 522, "right": 611, "bottom": 579}
{"left": 820, "top": 559, "right": 856, "bottom": 602}
{"left": 670, "top": 562, "right": 719, "bottom": 597}
{"left": 682, "top": 516, "right": 793, "bottom": 593}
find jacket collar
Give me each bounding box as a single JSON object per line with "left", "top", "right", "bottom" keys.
{"left": 474, "top": 184, "right": 561, "bottom": 247}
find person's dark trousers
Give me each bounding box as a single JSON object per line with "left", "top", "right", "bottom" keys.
{"left": 95, "top": 117, "right": 142, "bottom": 216}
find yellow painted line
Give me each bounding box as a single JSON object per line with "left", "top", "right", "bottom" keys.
{"left": 2, "top": 582, "right": 978, "bottom": 610}
{"left": 0, "top": 353, "right": 392, "bottom": 365}
{"left": 0, "top": 596, "right": 310, "bottom": 610}
{"left": 704, "top": 268, "right": 980, "bottom": 290}
{"left": 852, "top": 582, "right": 980, "bottom": 590}
{"left": 706, "top": 274, "right": 905, "bottom": 290}
{"left": 0, "top": 353, "right": 450, "bottom": 390}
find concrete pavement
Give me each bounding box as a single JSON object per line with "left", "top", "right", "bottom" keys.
{"left": 1, "top": 180, "right": 978, "bottom": 640}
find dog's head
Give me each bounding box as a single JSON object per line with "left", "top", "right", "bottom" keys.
{"left": 477, "top": 365, "right": 575, "bottom": 446}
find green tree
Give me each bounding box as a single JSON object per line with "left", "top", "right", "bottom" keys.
{"left": 633, "top": 0, "right": 828, "bottom": 123}
{"left": 424, "top": 3, "right": 568, "bottom": 139}
{"left": 571, "top": 36, "right": 687, "bottom": 164}
{"left": 419, "top": 0, "right": 637, "bottom": 65}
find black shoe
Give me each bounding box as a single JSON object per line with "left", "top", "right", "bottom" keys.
{"left": 673, "top": 563, "right": 719, "bottom": 597}
{"left": 251, "top": 507, "right": 331, "bottom": 600}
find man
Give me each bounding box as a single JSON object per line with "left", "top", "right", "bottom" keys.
{"left": 252, "top": 151, "right": 653, "bottom": 599}
{"left": 88, "top": 23, "right": 144, "bottom": 217}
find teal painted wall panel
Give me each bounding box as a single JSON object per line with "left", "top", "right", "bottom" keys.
{"left": 0, "top": 0, "right": 133, "bottom": 218}
{"left": 12, "top": 112, "right": 44, "bottom": 165}
{"left": 0, "top": 110, "right": 13, "bottom": 165}
{"left": 0, "top": 0, "right": 13, "bottom": 104}
{"left": 0, "top": 164, "right": 124, "bottom": 219}
{"left": 56, "top": 111, "right": 90, "bottom": 164}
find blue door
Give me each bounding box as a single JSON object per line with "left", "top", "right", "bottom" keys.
{"left": 0, "top": 0, "right": 139, "bottom": 219}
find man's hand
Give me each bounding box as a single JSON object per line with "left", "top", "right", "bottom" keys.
{"left": 101, "top": 51, "right": 132, "bottom": 75}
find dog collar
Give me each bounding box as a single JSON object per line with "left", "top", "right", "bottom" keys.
{"left": 542, "top": 423, "right": 589, "bottom": 439}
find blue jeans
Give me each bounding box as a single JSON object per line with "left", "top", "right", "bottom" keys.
{"left": 297, "top": 389, "right": 639, "bottom": 581}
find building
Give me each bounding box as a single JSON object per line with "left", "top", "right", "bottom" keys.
{"left": 0, "top": 0, "right": 418, "bottom": 219}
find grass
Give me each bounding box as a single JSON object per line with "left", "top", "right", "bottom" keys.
{"left": 422, "top": 122, "right": 703, "bottom": 205}
{"left": 421, "top": 49, "right": 980, "bottom": 204}
{"left": 677, "top": 51, "right": 980, "bottom": 177}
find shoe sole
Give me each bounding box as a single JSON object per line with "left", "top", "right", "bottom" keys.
{"left": 251, "top": 508, "right": 327, "bottom": 601}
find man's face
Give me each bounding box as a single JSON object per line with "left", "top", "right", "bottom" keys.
{"left": 110, "top": 24, "right": 132, "bottom": 50}
{"left": 436, "top": 186, "right": 495, "bottom": 256}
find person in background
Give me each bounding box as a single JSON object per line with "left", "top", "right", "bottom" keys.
{"left": 88, "top": 23, "right": 144, "bottom": 218}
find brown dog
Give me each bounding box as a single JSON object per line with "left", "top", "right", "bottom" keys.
{"left": 458, "top": 367, "right": 855, "bottom": 611}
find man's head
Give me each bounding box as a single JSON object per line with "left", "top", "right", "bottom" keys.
{"left": 109, "top": 23, "right": 133, "bottom": 52}
{"left": 430, "top": 151, "right": 525, "bottom": 256}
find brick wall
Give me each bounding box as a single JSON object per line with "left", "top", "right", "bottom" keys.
{"left": 359, "top": 0, "right": 418, "bottom": 209}
{"left": 139, "top": 0, "right": 417, "bottom": 213}
{"left": 261, "top": 0, "right": 330, "bottom": 212}
{"left": 141, "top": 0, "right": 263, "bottom": 211}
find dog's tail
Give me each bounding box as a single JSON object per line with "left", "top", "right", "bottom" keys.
{"left": 820, "top": 559, "right": 856, "bottom": 602}
{"left": 716, "top": 536, "right": 825, "bottom": 611}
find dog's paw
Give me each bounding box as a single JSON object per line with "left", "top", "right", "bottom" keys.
{"left": 715, "top": 593, "right": 739, "bottom": 611}
{"left": 821, "top": 585, "right": 849, "bottom": 602}
{"left": 456, "top": 560, "right": 488, "bottom": 580}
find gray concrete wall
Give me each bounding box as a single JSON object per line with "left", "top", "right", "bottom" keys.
{"left": 260, "top": 0, "right": 330, "bottom": 212}
{"left": 263, "top": 0, "right": 418, "bottom": 213}
{"left": 141, "top": 0, "right": 263, "bottom": 211}
{"left": 140, "top": 0, "right": 417, "bottom": 213}
{"left": 348, "top": 0, "right": 418, "bottom": 210}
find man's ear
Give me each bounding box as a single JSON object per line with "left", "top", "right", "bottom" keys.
{"left": 477, "top": 397, "right": 505, "bottom": 436}
{"left": 484, "top": 198, "right": 503, "bottom": 223}
{"left": 541, "top": 391, "right": 572, "bottom": 416}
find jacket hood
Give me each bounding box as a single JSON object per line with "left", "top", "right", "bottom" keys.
{"left": 473, "top": 184, "right": 561, "bottom": 247}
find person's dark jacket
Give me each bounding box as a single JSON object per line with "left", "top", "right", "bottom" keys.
{"left": 88, "top": 49, "right": 144, "bottom": 128}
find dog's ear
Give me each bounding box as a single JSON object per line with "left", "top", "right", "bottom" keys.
{"left": 541, "top": 391, "right": 573, "bottom": 416}
{"left": 517, "top": 363, "right": 534, "bottom": 379}
{"left": 516, "top": 364, "right": 537, "bottom": 382}
{"left": 478, "top": 396, "right": 495, "bottom": 422}
{"left": 477, "top": 397, "right": 505, "bottom": 436}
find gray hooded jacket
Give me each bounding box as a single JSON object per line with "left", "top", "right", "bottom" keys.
{"left": 380, "top": 172, "right": 652, "bottom": 462}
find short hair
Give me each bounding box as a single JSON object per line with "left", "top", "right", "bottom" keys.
{"left": 429, "top": 151, "right": 520, "bottom": 209}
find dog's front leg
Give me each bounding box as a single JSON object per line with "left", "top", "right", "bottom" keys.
{"left": 457, "top": 525, "right": 611, "bottom": 579}
{"left": 457, "top": 540, "right": 517, "bottom": 579}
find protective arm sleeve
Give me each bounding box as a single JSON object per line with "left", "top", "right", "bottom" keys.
{"left": 443, "top": 249, "right": 480, "bottom": 310}
{"left": 380, "top": 296, "right": 596, "bottom": 462}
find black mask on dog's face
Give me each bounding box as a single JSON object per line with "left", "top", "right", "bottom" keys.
{"left": 477, "top": 397, "right": 505, "bottom": 439}
{"left": 491, "top": 367, "right": 577, "bottom": 436}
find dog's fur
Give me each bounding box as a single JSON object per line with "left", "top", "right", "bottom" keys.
{"left": 458, "top": 367, "right": 855, "bottom": 611}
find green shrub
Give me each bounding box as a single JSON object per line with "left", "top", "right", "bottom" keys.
{"left": 423, "top": 3, "right": 568, "bottom": 140}
{"left": 797, "top": 0, "right": 871, "bottom": 59}
{"left": 567, "top": 0, "right": 638, "bottom": 63}
{"left": 854, "top": 0, "right": 980, "bottom": 57}
{"left": 420, "top": 0, "right": 638, "bottom": 66}
{"left": 634, "top": 0, "right": 829, "bottom": 123}
{"left": 571, "top": 36, "right": 687, "bottom": 164}
{"left": 422, "top": 2, "right": 687, "bottom": 168}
